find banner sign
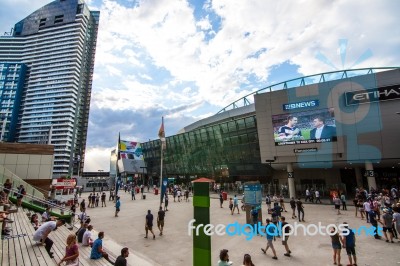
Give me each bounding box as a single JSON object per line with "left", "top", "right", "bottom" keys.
{"left": 243, "top": 183, "right": 262, "bottom": 206}
{"left": 283, "top": 100, "right": 319, "bottom": 111}
{"left": 345, "top": 85, "right": 400, "bottom": 106}
{"left": 52, "top": 179, "right": 76, "bottom": 189}
{"left": 119, "top": 140, "right": 143, "bottom": 160}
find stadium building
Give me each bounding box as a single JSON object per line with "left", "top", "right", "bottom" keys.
{"left": 142, "top": 68, "right": 400, "bottom": 197}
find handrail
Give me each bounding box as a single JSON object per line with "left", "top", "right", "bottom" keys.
{"left": 0, "top": 164, "right": 46, "bottom": 201}
{"left": 0, "top": 185, "right": 73, "bottom": 217}
{"left": 217, "top": 67, "right": 400, "bottom": 114}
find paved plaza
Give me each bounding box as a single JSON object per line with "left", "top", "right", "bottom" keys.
{"left": 82, "top": 191, "right": 400, "bottom": 266}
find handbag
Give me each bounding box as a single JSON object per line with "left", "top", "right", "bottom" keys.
{"left": 66, "top": 258, "right": 79, "bottom": 266}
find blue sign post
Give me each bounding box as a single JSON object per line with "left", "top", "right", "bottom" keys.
{"left": 243, "top": 182, "right": 262, "bottom": 224}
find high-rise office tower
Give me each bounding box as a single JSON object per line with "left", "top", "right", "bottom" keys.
{"left": 0, "top": 0, "right": 100, "bottom": 176}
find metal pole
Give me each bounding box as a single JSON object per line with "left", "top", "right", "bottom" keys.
{"left": 159, "top": 145, "right": 163, "bottom": 206}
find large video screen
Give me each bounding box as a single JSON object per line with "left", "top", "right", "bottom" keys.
{"left": 272, "top": 108, "right": 337, "bottom": 146}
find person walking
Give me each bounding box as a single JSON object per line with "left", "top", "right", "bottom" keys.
{"left": 315, "top": 190, "right": 322, "bottom": 204}
{"left": 157, "top": 206, "right": 165, "bottom": 236}
{"left": 232, "top": 195, "right": 240, "bottom": 214}
{"left": 145, "top": 210, "right": 156, "bottom": 239}
{"left": 33, "top": 219, "right": 66, "bottom": 258}
{"left": 80, "top": 199, "right": 85, "bottom": 212}
{"left": 261, "top": 218, "right": 278, "bottom": 260}
{"left": 280, "top": 216, "right": 292, "bottom": 257}
{"left": 381, "top": 208, "right": 394, "bottom": 243}
{"left": 131, "top": 187, "right": 136, "bottom": 200}
{"left": 341, "top": 223, "right": 357, "bottom": 266}
{"left": 164, "top": 193, "right": 169, "bottom": 211}
{"left": 305, "top": 188, "right": 310, "bottom": 202}
{"left": 229, "top": 198, "right": 234, "bottom": 214}
{"left": 289, "top": 197, "right": 296, "bottom": 219}
{"left": 115, "top": 247, "right": 129, "bottom": 266}
{"left": 279, "top": 195, "right": 287, "bottom": 212}
{"left": 58, "top": 234, "right": 79, "bottom": 266}
{"left": 333, "top": 195, "right": 341, "bottom": 215}
{"left": 341, "top": 193, "right": 347, "bottom": 211}
{"left": 115, "top": 196, "right": 121, "bottom": 217}
{"left": 296, "top": 198, "right": 305, "bottom": 222}
{"left": 219, "top": 191, "right": 224, "bottom": 208}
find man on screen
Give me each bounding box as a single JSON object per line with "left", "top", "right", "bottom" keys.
{"left": 278, "top": 116, "right": 303, "bottom": 140}
{"left": 310, "top": 116, "right": 336, "bottom": 140}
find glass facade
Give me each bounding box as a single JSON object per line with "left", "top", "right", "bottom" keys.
{"left": 0, "top": 0, "right": 99, "bottom": 176}
{"left": 0, "top": 63, "right": 27, "bottom": 142}
{"left": 142, "top": 114, "right": 272, "bottom": 183}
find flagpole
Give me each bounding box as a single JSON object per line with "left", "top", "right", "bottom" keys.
{"left": 160, "top": 144, "right": 163, "bottom": 207}
{"left": 159, "top": 117, "right": 165, "bottom": 207}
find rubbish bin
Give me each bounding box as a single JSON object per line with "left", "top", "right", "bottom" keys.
{"left": 136, "top": 187, "right": 140, "bottom": 194}
{"left": 222, "top": 192, "right": 228, "bottom": 201}
{"left": 154, "top": 188, "right": 158, "bottom": 195}
{"left": 142, "top": 194, "right": 146, "bottom": 200}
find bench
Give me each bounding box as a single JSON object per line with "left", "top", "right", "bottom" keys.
{"left": 26, "top": 209, "right": 113, "bottom": 266}
{"left": 2, "top": 208, "right": 57, "bottom": 266}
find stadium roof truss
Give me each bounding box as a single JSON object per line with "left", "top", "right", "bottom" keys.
{"left": 217, "top": 67, "right": 400, "bottom": 114}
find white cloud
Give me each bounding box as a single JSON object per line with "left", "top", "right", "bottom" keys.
{"left": 84, "top": 146, "right": 113, "bottom": 172}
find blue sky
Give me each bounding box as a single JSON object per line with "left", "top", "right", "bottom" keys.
{"left": 1, "top": 0, "right": 399, "bottom": 171}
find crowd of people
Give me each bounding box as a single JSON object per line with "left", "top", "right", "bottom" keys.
{"left": 216, "top": 186, "right": 400, "bottom": 266}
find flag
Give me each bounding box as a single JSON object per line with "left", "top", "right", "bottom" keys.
{"left": 117, "top": 132, "right": 121, "bottom": 159}
{"left": 158, "top": 117, "right": 166, "bottom": 150}
{"left": 158, "top": 117, "right": 165, "bottom": 138}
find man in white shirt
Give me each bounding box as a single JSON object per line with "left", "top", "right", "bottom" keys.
{"left": 305, "top": 189, "right": 310, "bottom": 202}
{"left": 363, "top": 201, "right": 371, "bottom": 223}
{"left": 82, "top": 224, "right": 94, "bottom": 247}
{"left": 315, "top": 190, "right": 321, "bottom": 203}
{"left": 33, "top": 219, "right": 65, "bottom": 258}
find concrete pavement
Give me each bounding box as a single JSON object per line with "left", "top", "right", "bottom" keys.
{"left": 81, "top": 190, "right": 400, "bottom": 266}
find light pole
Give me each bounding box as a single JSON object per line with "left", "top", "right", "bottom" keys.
{"left": 140, "top": 166, "right": 147, "bottom": 186}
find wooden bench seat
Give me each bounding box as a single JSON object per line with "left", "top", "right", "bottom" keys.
{"left": 27, "top": 209, "right": 111, "bottom": 266}
{"left": 2, "top": 208, "right": 57, "bottom": 266}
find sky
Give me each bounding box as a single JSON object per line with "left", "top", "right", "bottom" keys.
{"left": 0, "top": 0, "right": 399, "bottom": 172}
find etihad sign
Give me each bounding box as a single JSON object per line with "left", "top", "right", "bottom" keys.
{"left": 345, "top": 85, "right": 400, "bottom": 106}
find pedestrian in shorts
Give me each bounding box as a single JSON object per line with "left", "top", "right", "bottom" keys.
{"left": 341, "top": 223, "right": 357, "bottom": 266}
{"left": 261, "top": 218, "right": 277, "bottom": 260}
{"left": 144, "top": 210, "right": 155, "bottom": 239}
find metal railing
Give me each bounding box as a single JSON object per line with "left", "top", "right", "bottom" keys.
{"left": 0, "top": 185, "right": 73, "bottom": 217}
{"left": 0, "top": 165, "right": 46, "bottom": 201}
